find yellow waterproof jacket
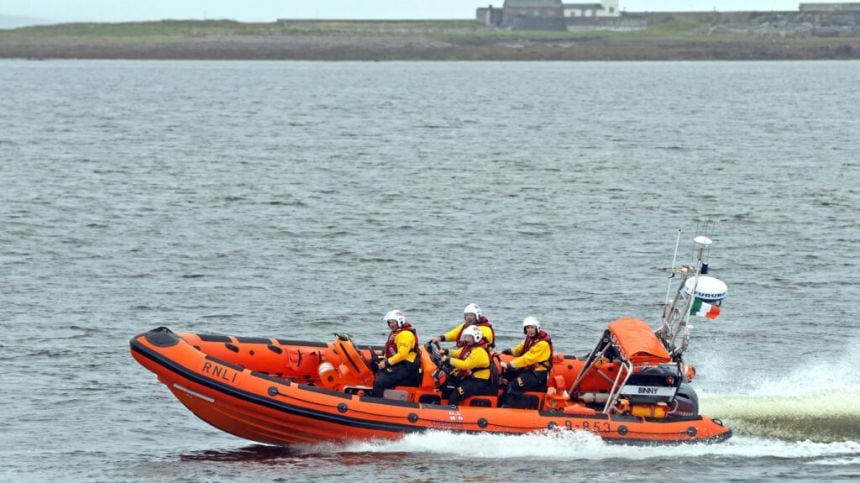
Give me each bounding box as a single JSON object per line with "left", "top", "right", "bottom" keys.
{"left": 442, "top": 323, "right": 495, "bottom": 347}
{"left": 449, "top": 345, "right": 490, "bottom": 380}
{"left": 508, "top": 338, "right": 552, "bottom": 372}
{"left": 386, "top": 329, "right": 418, "bottom": 365}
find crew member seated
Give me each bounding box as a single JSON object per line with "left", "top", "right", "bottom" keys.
{"left": 372, "top": 309, "right": 421, "bottom": 398}
{"left": 439, "top": 325, "right": 497, "bottom": 405}
{"left": 430, "top": 303, "right": 496, "bottom": 350}
{"left": 498, "top": 316, "right": 553, "bottom": 409}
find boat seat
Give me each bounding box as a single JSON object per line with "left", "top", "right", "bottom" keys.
{"left": 417, "top": 346, "right": 439, "bottom": 389}
{"left": 513, "top": 392, "right": 545, "bottom": 410}
{"left": 462, "top": 396, "right": 497, "bottom": 408}
{"left": 418, "top": 393, "right": 441, "bottom": 405}
{"left": 394, "top": 386, "right": 441, "bottom": 405}
{"left": 382, "top": 389, "right": 410, "bottom": 401}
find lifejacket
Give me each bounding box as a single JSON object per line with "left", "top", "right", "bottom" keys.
{"left": 453, "top": 341, "right": 489, "bottom": 378}
{"left": 455, "top": 316, "right": 496, "bottom": 349}
{"left": 384, "top": 322, "right": 418, "bottom": 360}
{"left": 520, "top": 330, "right": 553, "bottom": 371}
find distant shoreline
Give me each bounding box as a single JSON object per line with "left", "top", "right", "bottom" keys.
{"left": 2, "top": 20, "right": 859, "bottom": 61}
{"left": 3, "top": 37, "right": 859, "bottom": 61}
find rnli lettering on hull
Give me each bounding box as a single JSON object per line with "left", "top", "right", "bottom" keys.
{"left": 202, "top": 361, "right": 238, "bottom": 383}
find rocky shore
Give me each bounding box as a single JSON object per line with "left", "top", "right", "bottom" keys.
{"left": 701, "top": 11, "right": 860, "bottom": 38}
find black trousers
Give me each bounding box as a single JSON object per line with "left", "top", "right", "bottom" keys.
{"left": 444, "top": 376, "right": 494, "bottom": 406}
{"left": 502, "top": 369, "right": 548, "bottom": 408}
{"left": 372, "top": 359, "right": 420, "bottom": 397}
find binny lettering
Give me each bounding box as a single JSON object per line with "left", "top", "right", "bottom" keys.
{"left": 202, "top": 361, "right": 238, "bottom": 383}
{"left": 638, "top": 387, "right": 659, "bottom": 395}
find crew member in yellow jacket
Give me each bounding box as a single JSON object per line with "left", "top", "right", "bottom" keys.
{"left": 372, "top": 309, "right": 421, "bottom": 398}
{"left": 430, "top": 303, "right": 496, "bottom": 349}
{"left": 439, "top": 325, "right": 497, "bottom": 405}
{"left": 498, "top": 316, "right": 553, "bottom": 408}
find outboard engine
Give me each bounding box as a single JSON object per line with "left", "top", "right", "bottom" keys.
{"left": 668, "top": 383, "right": 699, "bottom": 416}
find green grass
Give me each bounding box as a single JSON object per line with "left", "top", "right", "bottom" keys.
{"left": 3, "top": 19, "right": 279, "bottom": 38}
{"left": 0, "top": 18, "right": 758, "bottom": 42}
{"left": 2, "top": 19, "right": 481, "bottom": 36}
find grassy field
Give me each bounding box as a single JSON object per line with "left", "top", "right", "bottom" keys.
{"left": 0, "top": 18, "right": 720, "bottom": 39}
{"left": 2, "top": 19, "right": 481, "bottom": 37}
{"left": 1, "top": 19, "right": 858, "bottom": 60}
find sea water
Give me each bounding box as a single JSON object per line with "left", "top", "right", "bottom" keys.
{"left": 1, "top": 60, "right": 858, "bottom": 481}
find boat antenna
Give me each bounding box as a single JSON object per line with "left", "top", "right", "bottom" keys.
{"left": 670, "top": 235, "right": 712, "bottom": 354}
{"left": 664, "top": 229, "right": 682, "bottom": 307}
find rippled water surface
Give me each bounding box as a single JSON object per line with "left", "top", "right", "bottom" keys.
{"left": 1, "top": 60, "right": 859, "bottom": 481}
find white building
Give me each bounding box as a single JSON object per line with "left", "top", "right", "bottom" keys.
{"left": 477, "top": 0, "right": 623, "bottom": 27}
{"left": 563, "top": 0, "right": 621, "bottom": 17}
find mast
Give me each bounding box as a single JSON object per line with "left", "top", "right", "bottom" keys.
{"left": 658, "top": 235, "right": 725, "bottom": 359}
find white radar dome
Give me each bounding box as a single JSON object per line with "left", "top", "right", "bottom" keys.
{"left": 684, "top": 276, "right": 728, "bottom": 303}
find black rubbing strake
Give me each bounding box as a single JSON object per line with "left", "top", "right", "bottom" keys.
{"left": 252, "top": 371, "right": 292, "bottom": 385}
{"left": 297, "top": 384, "right": 354, "bottom": 400}
{"left": 359, "top": 396, "right": 420, "bottom": 409}
{"left": 235, "top": 336, "right": 271, "bottom": 344}
{"left": 204, "top": 354, "right": 245, "bottom": 372}
{"left": 199, "top": 334, "right": 232, "bottom": 343}
{"left": 276, "top": 339, "right": 328, "bottom": 348}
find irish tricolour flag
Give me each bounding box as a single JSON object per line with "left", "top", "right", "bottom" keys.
{"left": 690, "top": 299, "right": 720, "bottom": 319}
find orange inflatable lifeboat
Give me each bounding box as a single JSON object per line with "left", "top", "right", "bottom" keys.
{"left": 130, "top": 235, "right": 731, "bottom": 445}
{"left": 130, "top": 318, "right": 730, "bottom": 445}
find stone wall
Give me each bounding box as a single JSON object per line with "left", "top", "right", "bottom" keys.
{"left": 476, "top": 6, "right": 860, "bottom": 36}
{"left": 565, "top": 16, "right": 647, "bottom": 32}
{"left": 642, "top": 11, "right": 860, "bottom": 38}
{"left": 505, "top": 15, "right": 568, "bottom": 30}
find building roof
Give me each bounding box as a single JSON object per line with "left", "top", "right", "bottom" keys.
{"left": 563, "top": 3, "right": 605, "bottom": 8}
{"left": 504, "top": 0, "right": 563, "bottom": 7}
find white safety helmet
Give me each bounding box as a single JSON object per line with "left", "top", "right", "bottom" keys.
{"left": 463, "top": 303, "right": 483, "bottom": 321}
{"left": 522, "top": 316, "right": 540, "bottom": 333}
{"left": 384, "top": 309, "right": 406, "bottom": 328}
{"left": 460, "top": 325, "right": 483, "bottom": 344}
